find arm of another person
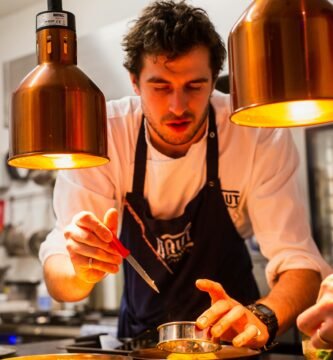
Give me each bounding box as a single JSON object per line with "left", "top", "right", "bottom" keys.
{"left": 297, "top": 273, "right": 333, "bottom": 349}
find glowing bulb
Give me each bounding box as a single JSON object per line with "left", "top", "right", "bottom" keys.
{"left": 287, "top": 101, "right": 322, "bottom": 122}
{"left": 43, "top": 154, "right": 75, "bottom": 168}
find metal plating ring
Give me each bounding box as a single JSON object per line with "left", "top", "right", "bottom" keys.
{"left": 317, "top": 328, "right": 330, "bottom": 347}
{"left": 244, "top": 324, "right": 261, "bottom": 339}
{"left": 88, "top": 257, "right": 93, "bottom": 269}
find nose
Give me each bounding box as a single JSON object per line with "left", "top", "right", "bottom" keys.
{"left": 168, "top": 89, "right": 188, "bottom": 116}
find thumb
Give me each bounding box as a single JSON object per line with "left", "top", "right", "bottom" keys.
{"left": 103, "top": 208, "right": 118, "bottom": 234}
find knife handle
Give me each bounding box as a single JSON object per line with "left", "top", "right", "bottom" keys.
{"left": 111, "top": 233, "right": 130, "bottom": 258}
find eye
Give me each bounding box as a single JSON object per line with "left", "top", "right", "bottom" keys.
{"left": 187, "top": 83, "right": 203, "bottom": 91}
{"left": 153, "top": 84, "right": 171, "bottom": 92}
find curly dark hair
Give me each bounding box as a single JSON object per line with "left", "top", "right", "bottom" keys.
{"left": 122, "top": 0, "right": 226, "bottom": 81}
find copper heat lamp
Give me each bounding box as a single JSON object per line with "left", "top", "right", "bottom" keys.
{"left": 228, "top": 0, "right": 333, "bottom": 127}
{"left": 8, "top": 0, "right": 109, "bottom": 169}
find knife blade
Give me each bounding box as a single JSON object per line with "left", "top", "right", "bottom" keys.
{"left": 110, "top": 232, "right": 159, "bottom": 293}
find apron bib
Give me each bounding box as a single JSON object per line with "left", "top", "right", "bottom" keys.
{"left": 118, "top": 106, "right": 259, "bottom": 338}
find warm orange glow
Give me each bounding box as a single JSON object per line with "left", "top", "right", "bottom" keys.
{"left": 231, "top": 100, "right": 333, "bottom": 127}
{"left": 166, "top": 353, "right": 218, "bottom": 359}
{"left": 7, "top": 153, "right": 109, "bottom": 170}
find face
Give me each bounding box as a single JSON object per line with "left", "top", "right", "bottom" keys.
{"left": 130, "top": 45, "right": 215, "bottom": 158}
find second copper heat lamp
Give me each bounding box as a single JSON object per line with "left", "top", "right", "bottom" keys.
{"left": 228, "top": 0, "right": 333, "bottom": 127}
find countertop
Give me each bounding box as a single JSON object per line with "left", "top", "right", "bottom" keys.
{"left": 4, "top": 338, "right": 305, "bottom": 360}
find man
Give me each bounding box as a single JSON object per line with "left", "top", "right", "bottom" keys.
{"left": 39, "top": 0, "right": 331, "bottom": 349}
{"left": 297, "top": 274, "right": 333, "bottom": 349}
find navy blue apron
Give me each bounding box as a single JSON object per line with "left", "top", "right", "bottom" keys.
{"left": 118, "top": 106, "right": 259, "bottom": 338}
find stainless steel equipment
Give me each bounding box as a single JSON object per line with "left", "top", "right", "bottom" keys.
{"left": 157, "top": 321, "right": 220, "bottom": 354}
{"left": 305, "top": 124, "right": 333, "bottom": 263}
{"left": 0, "top": 309, "right": 118, "bottom": 345}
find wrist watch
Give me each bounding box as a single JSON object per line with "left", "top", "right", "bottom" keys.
{"left": 246, "top": 303, "right": 279, "bottom": 349}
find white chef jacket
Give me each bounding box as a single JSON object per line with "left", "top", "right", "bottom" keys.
{"left": 39, "top": 90, "right": 332, "bottom": 288}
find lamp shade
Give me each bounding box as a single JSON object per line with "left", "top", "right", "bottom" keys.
{"left": 8, "top": 1, "right": 109, "bottom": 169}
{"left": 228, "top": 0, "right": 333, "bottom": 127}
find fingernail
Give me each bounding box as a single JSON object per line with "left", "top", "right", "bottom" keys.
{"left": 232, "top": 338, "right": 242, "bottom": 347}
{"left": 232, "top": 335, "right": 244, "bottom": 348}
{"left": 197, "top": 316, "right": 208, "bottom": 327}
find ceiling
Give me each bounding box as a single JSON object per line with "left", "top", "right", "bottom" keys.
{"left": 0, "top": 0, "right": 42, "bottom": 18}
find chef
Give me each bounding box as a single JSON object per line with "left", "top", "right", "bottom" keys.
{"left": 39, "top": 0, "right": 332, "bottom": 349}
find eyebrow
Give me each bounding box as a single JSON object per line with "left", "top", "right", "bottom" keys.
{"left": 146, "top": 76, "right": 210, "bottom": 84}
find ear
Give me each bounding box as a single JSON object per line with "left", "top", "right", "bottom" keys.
{"left": 129, "top": 73, "right": 140, "bottom": 95}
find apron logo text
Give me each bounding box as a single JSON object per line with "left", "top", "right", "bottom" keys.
{"left": 222, "top": 189, "right": 240, "bottom": 208}
{"left": 156, "top": 222, "right": 193, "bottom": 263}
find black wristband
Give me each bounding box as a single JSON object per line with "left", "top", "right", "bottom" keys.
{"left": 246, "top": 303, "right": 278, "bottom": 349}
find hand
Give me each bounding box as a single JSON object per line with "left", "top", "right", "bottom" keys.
{"left": 195, "top": 279, "right": 269, "bottom": 348}
{"left": 297, "top": 274, "right": 333, "bottom": 349}
{"left": 64, "top": 208, "right": 123, "bottom": 284}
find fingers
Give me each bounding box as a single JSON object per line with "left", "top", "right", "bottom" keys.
{"left": 317, "top": 274, "right": 333, "bottom": 301}
{"left": 197, "top": 301, "right": 267, "bottom": 348}
{"left": 195, "top": 279, "right": 270, "bottom": 348}
{"left": 65, "top": 209, "right": 122, "bottom": 256}
{"left": 70, "top": 253, "right": 112, "bottom": 284}
{"left": 73, "top": 211, "right": 113, "bottom": 243}
{"left": 66, "top": 238, "right": 122, "bottom": 266}
{"left": 196, "top": 279, "right": 230, "bottom": 303}
{"left": 210, "top": 305, "right": 246, "bottom": 337}
{"left": 315, "top": 322, "right": 333, "bottom": 349}
{"left": 296, "top": 299, "right": 333, "bottom": 337}
{"left": 104, "top": 208, "right": 118, "bottom": 233}
{"left": 64, "top": 209, "right": 123, "bottom": 283}
{"left": 197, "top": 299, "right": 232, "bottom": 329}
{"left": 297, "top": 275, "right": 333, "bottom": 344}
{"left": 297, "top": 304, "right": 322, "bottom": 336}
{"left": 232, "top": 324, "right": 261, "bottom": 347}
{"left": 198, "top": 303, "right": 262, "bottom": 347}
{"left": 65, "top": 223, "right": 119, "bottom": 255}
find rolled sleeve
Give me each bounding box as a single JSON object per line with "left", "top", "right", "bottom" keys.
{"left": 256, "top": 231, "right": 333, "bottom": 288}
{"left": 39, "top": 227, "right": 69, "bottom": 265}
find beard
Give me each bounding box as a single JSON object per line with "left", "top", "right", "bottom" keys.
{"left": 142, "top": 101, "right": 210, "bottom": 146}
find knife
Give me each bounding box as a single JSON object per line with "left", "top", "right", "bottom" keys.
{"left": 110, "top": 233, "right": 160, "bottom": 293}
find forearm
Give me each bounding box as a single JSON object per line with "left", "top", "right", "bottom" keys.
{"left": 259, "top": 269, "right": 321, "bottom": 335}
{"left": 43, "top": 254, "right": 95, "bottom": 302}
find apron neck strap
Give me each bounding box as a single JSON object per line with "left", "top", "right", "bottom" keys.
{"left": 132, "top": 114, "right": 147, "bottom": 194}
{"left": 132, "top": 104, "right": 218, "bottom": 194}
{"left": 206, "top": 104, "right": 218, "bottom": 182}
